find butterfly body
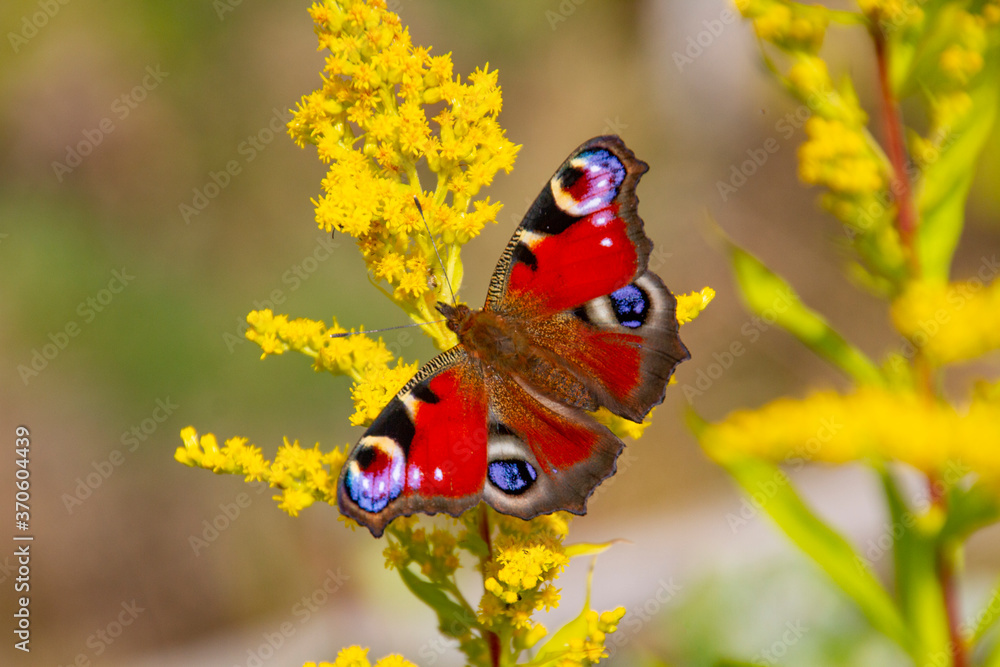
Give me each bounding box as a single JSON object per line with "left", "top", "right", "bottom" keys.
{"left": 339, "top": 136, "right": 689, "bottom": 537}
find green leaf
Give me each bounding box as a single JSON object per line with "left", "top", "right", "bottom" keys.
{"left": 528, "top": 558, "right": 601, "bottom": 666}
{"left": 971, "top": 577, "right": 1000, "bottom": 648}
{"left": 984, "top": 633, "right": 1000, "bottom": 667}
{"left": 397, "top": 567, "right": 476, "bottom": 639}
{"left": 564, "top": 540, "right": 624, "bottom": 559}
{"left": 717, "top": 454, "right": 913, "bottom": 656}
{"left": 916, "top": 50, "right": 1000, "bottom": 281}
{"left": 880, "top": 469, "right": 950, "bottom": 664}
{"left": 940, "top": 480, "right": 1000, "bottom": 544}
{"left": 722, "top": 236, "right": 883, "bottom": 386}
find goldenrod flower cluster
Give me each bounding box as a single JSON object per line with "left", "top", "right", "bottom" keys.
{"left": 736, "top": 1, "right": 903, "bottom": 286}
{"left": 557, "top": 607, "right": 628, "bottom": 666}
{"left": 856, "top": 0, "right": 924, "bottom": 37}
{"left": 700, "top": 386, "right": 1000, "bottom": 486}
{"left": 306, "top": 646, "right": 416, "bottom": 667}
{"left": 175, "top": 427, "right": 347, "bottom": 516}
{"left": 480, "top": 513, "right": 571, "bottom": 630}
{"left": 891, "top": 278, "right": 1000, "bottom": 366}
{"left": 245, "top": 309, "right": 418, "bottom": 427}
{"left": 289, "top": 0, "right": 518, "bottom": 347}
{"left": 740, "top": 0, "right": 829, "bottom": 53}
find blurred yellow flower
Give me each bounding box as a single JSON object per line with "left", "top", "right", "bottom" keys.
{"left": 891, "top": 278, "right": 1000, "bottom": 365}
{"left": 700, "top": 386, "right": 1000, "bottom": 485}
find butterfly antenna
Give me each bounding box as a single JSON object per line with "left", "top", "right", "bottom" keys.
{"left": 414, "top": 196, "right": 458, "bottom": 305}
{"left": 329, "top": 320, "right": 446, "bottom": 339}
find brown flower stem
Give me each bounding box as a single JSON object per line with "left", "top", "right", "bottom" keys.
{"left": 478, "top": 505, "right": 501, "bottom": 667}
{"left": 939, "top": 548, "right": 967, "bottom": 667}
{"left": 928, "top": 474, "right": 967, "bottom": 667}
{"left": 872, "top": 24, "right": 921, "bottom": 278}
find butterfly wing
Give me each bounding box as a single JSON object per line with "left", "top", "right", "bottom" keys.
{"left": 488, "top": 135, "right": 689, "bottom": 422}
{"left": 486, "top": 136, "right": 652, "bottom": 316}
{"left": 337, "top": 347, "right": 489, "bottom": 537}
{"left": 481, "top": 372, "right": 623, "bottom": 520}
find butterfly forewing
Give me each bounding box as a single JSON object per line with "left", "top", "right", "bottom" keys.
{"left": 337, "top": 348, "right": 489, "bottom": 537}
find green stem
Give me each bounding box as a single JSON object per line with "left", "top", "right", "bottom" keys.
{"left": 478, "top": 505, "right": 501, "bottom": 667}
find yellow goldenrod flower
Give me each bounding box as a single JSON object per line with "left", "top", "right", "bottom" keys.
{"left": 891, "top": 278, "right": 1000, "bottom": 365}
{"left": 700, "top": 386, "right": 1000, "bottom": 485}
{"left": 305, "top": 645, "right": 415, "bottom": 667}
{"left": 289, "top": 0, "right": 519, "bottom": 346}
{"left": 244, "top": 309, "right": 419, "bottom": 427}
{"left": 676, "top": 286, "right": 716, "bottom": 324}
{"left": 739, "top": 0, "right": 828, "bottom": 52}
{"left": 175, "top": 427, "right": 346, "bottom": 515}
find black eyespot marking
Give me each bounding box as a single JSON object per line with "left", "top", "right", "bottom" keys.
{"left": 366, "top": 398, "right": 415, "bottom": 453}
{"left": 609, "top": 284, "right": 649, "bottom": 329}
{"left": 488, "top": 459, "right": 537, "bottom": 495}
{"left": 523, "top": 185, "right": 579, "bottom": 235}
{"left": 411, "top": 383, "right": 440, "bottom": 405}
{"left": 572, "top": 304, "right": 592, "bottom": 324}
{"left": 356, "top": 445, "right": 376, "bottom": 469}
{"left": 511, "top": 242, "right": 538, "bottom": 272}
{"left": 557, "top": 164, "right": 585, "bottom": 192}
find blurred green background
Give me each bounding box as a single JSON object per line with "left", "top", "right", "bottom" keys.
{"left": 2, "top": 1, "right": 999, "bottom": 665}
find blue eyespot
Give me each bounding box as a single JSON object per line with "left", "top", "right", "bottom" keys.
{"left": 488, "top": 459, "right": 537, "bottom": 495}
{"left": 345, "top": 438, "right": 405, "bottom": 513}
{"left": 609, "top": 284, "right": 649, "bottom": 329}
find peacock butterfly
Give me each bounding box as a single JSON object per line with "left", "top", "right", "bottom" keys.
{"left": 337, "top": 136, "right": 689, "bottom": 537}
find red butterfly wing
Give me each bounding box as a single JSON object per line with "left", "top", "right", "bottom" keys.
{"left": 337, "top": 348, "right": 489, "bottom": 537}
{"left": 481, "top": 373, "right": 623, "bottom": 520}
{"left": 486, "top": 136, "right": 651, "bottom": 317}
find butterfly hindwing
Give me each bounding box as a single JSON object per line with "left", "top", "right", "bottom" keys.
{"left": 481, "top": 372, "right": 624, "bottom": 519}
{"left": 549, "top": 270, "right": 689, "bottom": 422}
{"left": 337, "top": 348, "right": 489, "bottom": 537}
